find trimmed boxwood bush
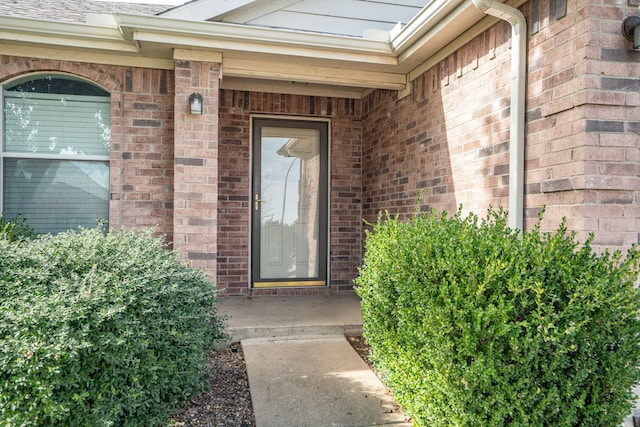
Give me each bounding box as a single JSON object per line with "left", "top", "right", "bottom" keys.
{"left": 355, "top": 208, "right": 640, "bottom": 427}
{"left": 0, "top": 227, "right": 226, "bottom": 426}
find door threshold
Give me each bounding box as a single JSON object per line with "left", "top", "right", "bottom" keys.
{"left": 253, "top": 280, "right": 326, "bottom": 288}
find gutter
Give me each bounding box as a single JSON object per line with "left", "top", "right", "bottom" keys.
{"left": 0, "top": 15, "right": 136, "bottom": 51}
{"left": 391, "top": 0, "right": 467, "bottom": 53}
{"left": 471, "top": 0, "right": 526, "bottom": 231}
{"left": 112, "top": 13, "right": 396, "bottom": 61}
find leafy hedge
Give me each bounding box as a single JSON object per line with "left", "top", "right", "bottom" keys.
{"left": 355, "top": 208, "right": 640, "bottom": 427}
{"left": 0, "top": 227, "right": 226, "bottom": 426}
{"left": 0, "top": 213, "right": 35, "bottom": 242}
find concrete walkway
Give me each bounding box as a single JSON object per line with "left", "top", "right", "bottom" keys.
{"left": 217, "top": 295, "right": 410, "bottom": 427}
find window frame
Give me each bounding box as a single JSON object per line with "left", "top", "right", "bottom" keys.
{"left": 0, "top": 73, "right": 111, "bottom": 231}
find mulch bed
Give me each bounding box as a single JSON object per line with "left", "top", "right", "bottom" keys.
{"left": 170, "top": 344, "right": 256, "bottom": 426}
{"left": 170, "top": 336, "right": 396, "bottom": 426}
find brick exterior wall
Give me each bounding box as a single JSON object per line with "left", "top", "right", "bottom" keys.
{"left": 217, "top": 91, "right": 362, "bottom": 295}
{"left": 362, "top": 0, "right": 639, "bottom": 254}
{"left": 525, "top": 0, "right": 640, "bottom": 251}
{"left": 172, "top": 60, "right": 220, "bottom": 275}
{"left": 115, "top": 68, "right": 174, "bottom": 239}
{"left": 362, "top": 22, "right": 515, "bottom": 223}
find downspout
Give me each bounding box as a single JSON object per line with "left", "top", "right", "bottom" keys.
{"left": 471, "top": 0, "right": 526, "bottom": 231}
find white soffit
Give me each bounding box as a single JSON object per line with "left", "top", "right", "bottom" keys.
{"left": 220, "top": 56, "right": 407, "bottom": 90}
{"left": 220, "top": 76, "right": 370, "bottom": 99}
{"left": 392, "top": 0, "right": 488, "bottom": 68}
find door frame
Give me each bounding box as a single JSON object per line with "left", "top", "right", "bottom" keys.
{"left": 249, "top": 115, "right": 331, "bottom": 289}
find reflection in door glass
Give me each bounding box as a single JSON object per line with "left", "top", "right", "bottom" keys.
{"left": 260, "top": 127, "right": 320, "bottom": 279}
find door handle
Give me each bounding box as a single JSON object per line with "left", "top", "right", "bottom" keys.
{"left": 254, "top": 194, "right": 266, "bottom": 211}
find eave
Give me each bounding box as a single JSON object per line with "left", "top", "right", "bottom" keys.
{"left": 113, "top": 12, "right": 409, "bottom": 95}
{"left": 113, "top": 13, "right": 398, "bottom": 65}
{"left": 0, "top": 15, "right": 136, "bottom": 53}
{"left": 0, "top": 0, "right": 522, "bottom": 99}
{"left": 0, "top": 15, "right": 174, "bottom": 69}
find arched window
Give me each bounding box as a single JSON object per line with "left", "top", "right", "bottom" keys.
{"left": 1, "top": 74, "right": 110, "bottom": 234}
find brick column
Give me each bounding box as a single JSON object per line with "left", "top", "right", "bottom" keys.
{"left": 173, "top": 51, "right": 221, "bottom": 280}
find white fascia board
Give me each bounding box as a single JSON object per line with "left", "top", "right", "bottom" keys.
{"left": 160, "top": 0, "right": 257, "bottom": 20}
{"left": 133, "top": 30, "right": 396, "bottom": 66}
{"left": 0, "top": 42, "right": 174, "bottom": 70}
{"left": 0, "top": 15, "right": 137, "bottom": 53}
{"left": 114, "top": 13, "right": 396, "bottom": 62}
{"left": 391, "top": 0, "right": 468, "bottom": 54}
{"left": 0, "top": 16, "right": 122, "bottom": 42}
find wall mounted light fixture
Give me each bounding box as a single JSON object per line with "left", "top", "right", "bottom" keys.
{"left": 622, "top": 16, "right": 640, "bottom": 50}
{"left": 189, "top": 93, "right": 203, "bottom": 115}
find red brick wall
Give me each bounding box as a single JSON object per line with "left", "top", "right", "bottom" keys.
{"left": 217, "top": 91, "right": 362, "bottom": 295}
{"left": 172, "top": 60, "right": 220, "bottom": 276}
{"left": 362, "top": 21, "right": 515, "bottom": 223}
{"left": 0, "top": 57, "right": 175, "bottom": 240}
{"left": 115, "top": 68, "right": 174, "bottom": 239}
{"left": 525, "top": 0, "right": 640, "bottom": 251}
{"left": 217, "top": 97, "right": 250, "bottom": 295}
{"left": 362, "top": 0, "right": 639, "bottom": 254}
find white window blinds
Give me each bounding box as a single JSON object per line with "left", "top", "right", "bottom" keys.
{"left": 4, "top": 92, "right": 110, "bottom": 155}
{"left": 3, "top": 90, "right": 110, "bottom": 234}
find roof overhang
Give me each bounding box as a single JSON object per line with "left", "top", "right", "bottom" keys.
{"left": 0, "top": 15, "right": 175, "bottom": 69}
{"left": 0, "top": 0, "right": 521, "bottom": 98}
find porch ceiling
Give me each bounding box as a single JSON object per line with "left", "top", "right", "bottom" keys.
{"left": 0, "top": 0, "right": 521, "bottom": 98}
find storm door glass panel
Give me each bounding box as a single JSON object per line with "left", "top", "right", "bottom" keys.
{"left": 252, "top": 119, "right": 327, "bottom": 287}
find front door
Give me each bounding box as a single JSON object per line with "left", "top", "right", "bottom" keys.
{"left": 251, "top": 118, "right": 328, "bottom": 288}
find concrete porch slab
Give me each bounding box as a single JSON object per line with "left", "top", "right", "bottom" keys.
{"left": 217, "top": 294, "right": 363, "bottom": 344}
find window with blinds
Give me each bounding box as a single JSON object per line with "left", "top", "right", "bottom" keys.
{"left": 2, "top": 75, "right": 110, "bottom": 234}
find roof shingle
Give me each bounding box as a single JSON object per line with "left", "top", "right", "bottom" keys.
{"left": 0, "top": 0, "right": 170, "bottom": 23}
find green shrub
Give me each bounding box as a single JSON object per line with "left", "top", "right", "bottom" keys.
{"left": 0, "top": 212, "right": 35, "bottom": 241}
{"left": 355, "top": 208, "right": 640, "bottom": 427}
{"left": 0, "top": 227, "right": 226, "bottom": 427}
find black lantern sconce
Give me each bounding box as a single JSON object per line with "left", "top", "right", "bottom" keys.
{"left": 189, "top": 93, "right": 203, "bottom": 115}
{"left": 622, "top": 16, "right": 640, "bottom": 50}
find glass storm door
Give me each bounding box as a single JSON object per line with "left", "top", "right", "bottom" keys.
{"left": 251, "top": 118, "right": 328, "bottom": 288}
